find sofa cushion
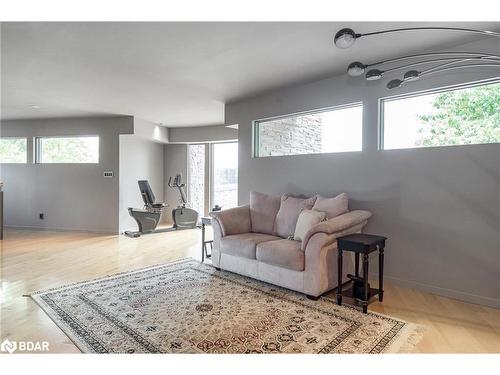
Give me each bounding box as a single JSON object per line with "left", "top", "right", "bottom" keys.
{"left": 256, "top": 239, "right": 304, "bottom": 271}
{"left": 274, "top": 195, "right": 316, "bottom": 238}
{"left": 294, "top": 209, "right": 326, "bottom": 241}
{"left": 312, "top": 193, "right": 349, "bottom": 219}
{"left": 249, "top": 191, "right": 281, "bottom": 235}
{"left": 220, "top": 233, "right": 280, "bottom": 259}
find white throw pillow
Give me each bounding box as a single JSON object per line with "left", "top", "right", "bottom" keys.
{"left": 293, "top": 209, "right": 326, "bottom": 242}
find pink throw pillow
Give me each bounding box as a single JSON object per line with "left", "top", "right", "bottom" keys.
{"left": 249, "top": 191, "right": 282, "bottom": 235}
{"left": 312, "top": 193, "right": 349, "bottom": 219}
{"left": 274, "top": 195, "right": 317, "bottom": 238}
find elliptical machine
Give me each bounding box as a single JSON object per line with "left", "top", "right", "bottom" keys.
{"left": 167, "top": 174, "right": 199, "bottom": 229}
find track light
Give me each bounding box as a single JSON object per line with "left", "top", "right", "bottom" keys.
{"left": 386, "top": 79, "right": 403, "bottom": 90}
{"left": 334, "top": 28, "right": 360, "bottom": 49}
{"left": 365, "top": 69, "right": 384, "bottom": 81}
{"left": 403, "top": 70, "right": 420, "bottom": 81}
{"left": 347, "top": 61, "right": 366, "bottom": 76}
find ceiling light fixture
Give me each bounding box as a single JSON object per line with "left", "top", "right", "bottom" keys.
{"left": 387, "top": 63, "right": 500, "bottom": 89}
{"left": 334, "top": 27, "right": 500, "bottom": 49}
{"left": 346, "top": 52, "right": 500, "bottom": 77}
{"left": 347, "top": 61, "right": 367, "bottom": 76}
{"left": 29, "top": 104, "right": 41, "bottom": 109}
{"left": 363, "top": 55, "right": 500, "bottom": 81}
{"left": 336, "top": 26, "right": 500, "bottom": 88}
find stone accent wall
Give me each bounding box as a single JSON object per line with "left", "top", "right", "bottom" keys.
{"left": 258, "top": 114, "right": 322, "bottom": 156}
{"left": 188, "top": 144, "right": 205, "bottom": 215}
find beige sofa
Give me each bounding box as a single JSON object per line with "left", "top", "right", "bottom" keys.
{"left": 210, "top": 193, "right": 372, "bottom": 298}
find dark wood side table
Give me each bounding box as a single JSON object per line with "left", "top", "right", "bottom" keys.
{"left": 201, "top": 216, "right": 213, "bottom": 263}
{"left": 336, "top": 233, "right": 387, "bottom": 313}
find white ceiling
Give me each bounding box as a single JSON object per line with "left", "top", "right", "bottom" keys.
{"left": 1, "top": 22, "right": 499, "bottom": 127}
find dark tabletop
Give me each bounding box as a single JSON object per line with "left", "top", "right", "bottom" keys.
{"left": 337, "top": 233, "right": 387, "bottom": 253}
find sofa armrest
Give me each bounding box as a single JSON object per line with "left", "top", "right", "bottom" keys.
{"left": 301, "top": 210, "right": 372, "bottom": 251}
{"left": 210, "top": 205, "right": 252, "bottom": 237}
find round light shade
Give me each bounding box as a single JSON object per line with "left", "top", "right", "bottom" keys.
{"left": 387, "top": 79, "right": 403, "bottom": 90}
{"left": 403, "top": 70, "right": 421, "bottom": 81}
{"left": 365, "top": 69, "right": 384, "bottom": 81}
{"left": 334, "top": 28, "right": 357, "bottom": 49}
{"left": 347, "top": 61, "right": 366, "bottom": 76}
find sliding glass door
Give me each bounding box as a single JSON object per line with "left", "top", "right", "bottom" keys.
{"left": 211, "top": 142, "right": 238, "bottom": 211}
{"left": 188, "top": 142, "right": 238, "bottom": 216}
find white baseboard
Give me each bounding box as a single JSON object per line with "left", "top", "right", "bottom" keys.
{"left": 4, "top": 225, "right": 117, "bottom": 235}
{"left": 378, "top": 274, "right": 500, "bottom": 309}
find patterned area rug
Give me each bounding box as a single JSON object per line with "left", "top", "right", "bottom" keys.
{"left": 31, "top": 259, "right": 423, "bottom": 353}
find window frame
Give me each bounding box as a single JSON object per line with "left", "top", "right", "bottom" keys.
{"left": 252, "top": 102, "right": 363, "bottom": 158}
{"left": 0, "top": 136, "right": 28, "bottom": 164}
{"left": 209, "top": 141, "right": 238, "bottom": 211}
{"left": 186, "top": 141, "right": 239, "bottom": 216}
{"left": 378, "top": 77, "right": 500, "bottom": 151}
{"left": 34, "top": 135, "right": 100, "bottom": 164}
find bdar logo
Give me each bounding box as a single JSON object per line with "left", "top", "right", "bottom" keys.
{"left": 1, "top": 339, "right": 17, "bottom": 354}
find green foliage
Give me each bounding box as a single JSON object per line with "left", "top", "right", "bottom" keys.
{"left": 416, "top": 83, "right": 500, "bottom": 146}
{"left": 0, "top": 138, "right": 27, "bottom": 163}
{"left": 40, "top": 137, "right": 98, "bottom": 163}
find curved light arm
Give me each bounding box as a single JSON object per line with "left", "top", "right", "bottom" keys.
{"left": 361, "top": 27, "right": 500, "bottom": 39}
{"left": 383, "top": 55, "right": 500, "bottom": 74}
{"left": 387, "top": 64, "right": 500, "bottom": 89}
{"left": 419, "top": 58, "right": 487, "bottom": 74}
{"left": 367, "top": 51, "right": 500, "bottom": 68}
{"left": 335, "top": 27, "right": 500, "bottom": 49}
{"left": 420, "top": 63, "right": 500, "bottom": 78}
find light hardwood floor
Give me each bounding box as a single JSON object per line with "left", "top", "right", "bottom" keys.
{"left": 1, "top": 228, "right": 499, "bottom": 353}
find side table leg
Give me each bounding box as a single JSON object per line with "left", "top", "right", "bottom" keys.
{"left": 201, "top": 223, "right": 205, "bottom": 263}
{"left": 379, "top": 246, "right": 384, "bottom": 302}
{"left": 337, "top": 249, "right": 343, "bottom": 305}
{"left": 363, "top": 253, "right": 369, "bottom": 314}
{"left": 355, "top": 252, "right": 359, "bottom": 277}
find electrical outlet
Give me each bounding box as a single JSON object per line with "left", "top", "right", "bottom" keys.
{"left": 39, "top": 213, "right": 44, "bottom": 220}
{"left": 103, "top": 171, "right": 114, "bottom": 178}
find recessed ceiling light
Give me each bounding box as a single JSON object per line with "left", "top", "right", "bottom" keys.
{"left": 29, "top": 105, "right": 41, "bottom": 109}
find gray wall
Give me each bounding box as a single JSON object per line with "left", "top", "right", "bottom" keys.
{"left": 226, "top": 37, "right": 500, "bottom": 307}
{"left": 168, "top": 125, "right": 237, "bottom": 143}
{"left": 163, "top": 144, "right": 188, "bottom": 224}
{"left": 0, "top": 116, "right": 133, "bottom": 233}
{"left": 119, "top": 134, "right": 165, "bottom": 232}
{"left": 134, "top": 118, "right": 170, "bottom": 143}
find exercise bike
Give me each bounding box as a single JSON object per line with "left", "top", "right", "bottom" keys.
{"left": 124, "top": 175, "right": 198, "bottom": 238}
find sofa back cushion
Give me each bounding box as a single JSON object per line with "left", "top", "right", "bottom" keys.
{"left": 249, "top": 191, "right": 282, "bottom": 235}
{"left": 293, "top": 209, "right": 326, "bottom": 242}
{"left": 312, "top": 193, "right": 349, "bottom": 219}
{"left": 274, "top": 195, "right": 316, "bottom": 238}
